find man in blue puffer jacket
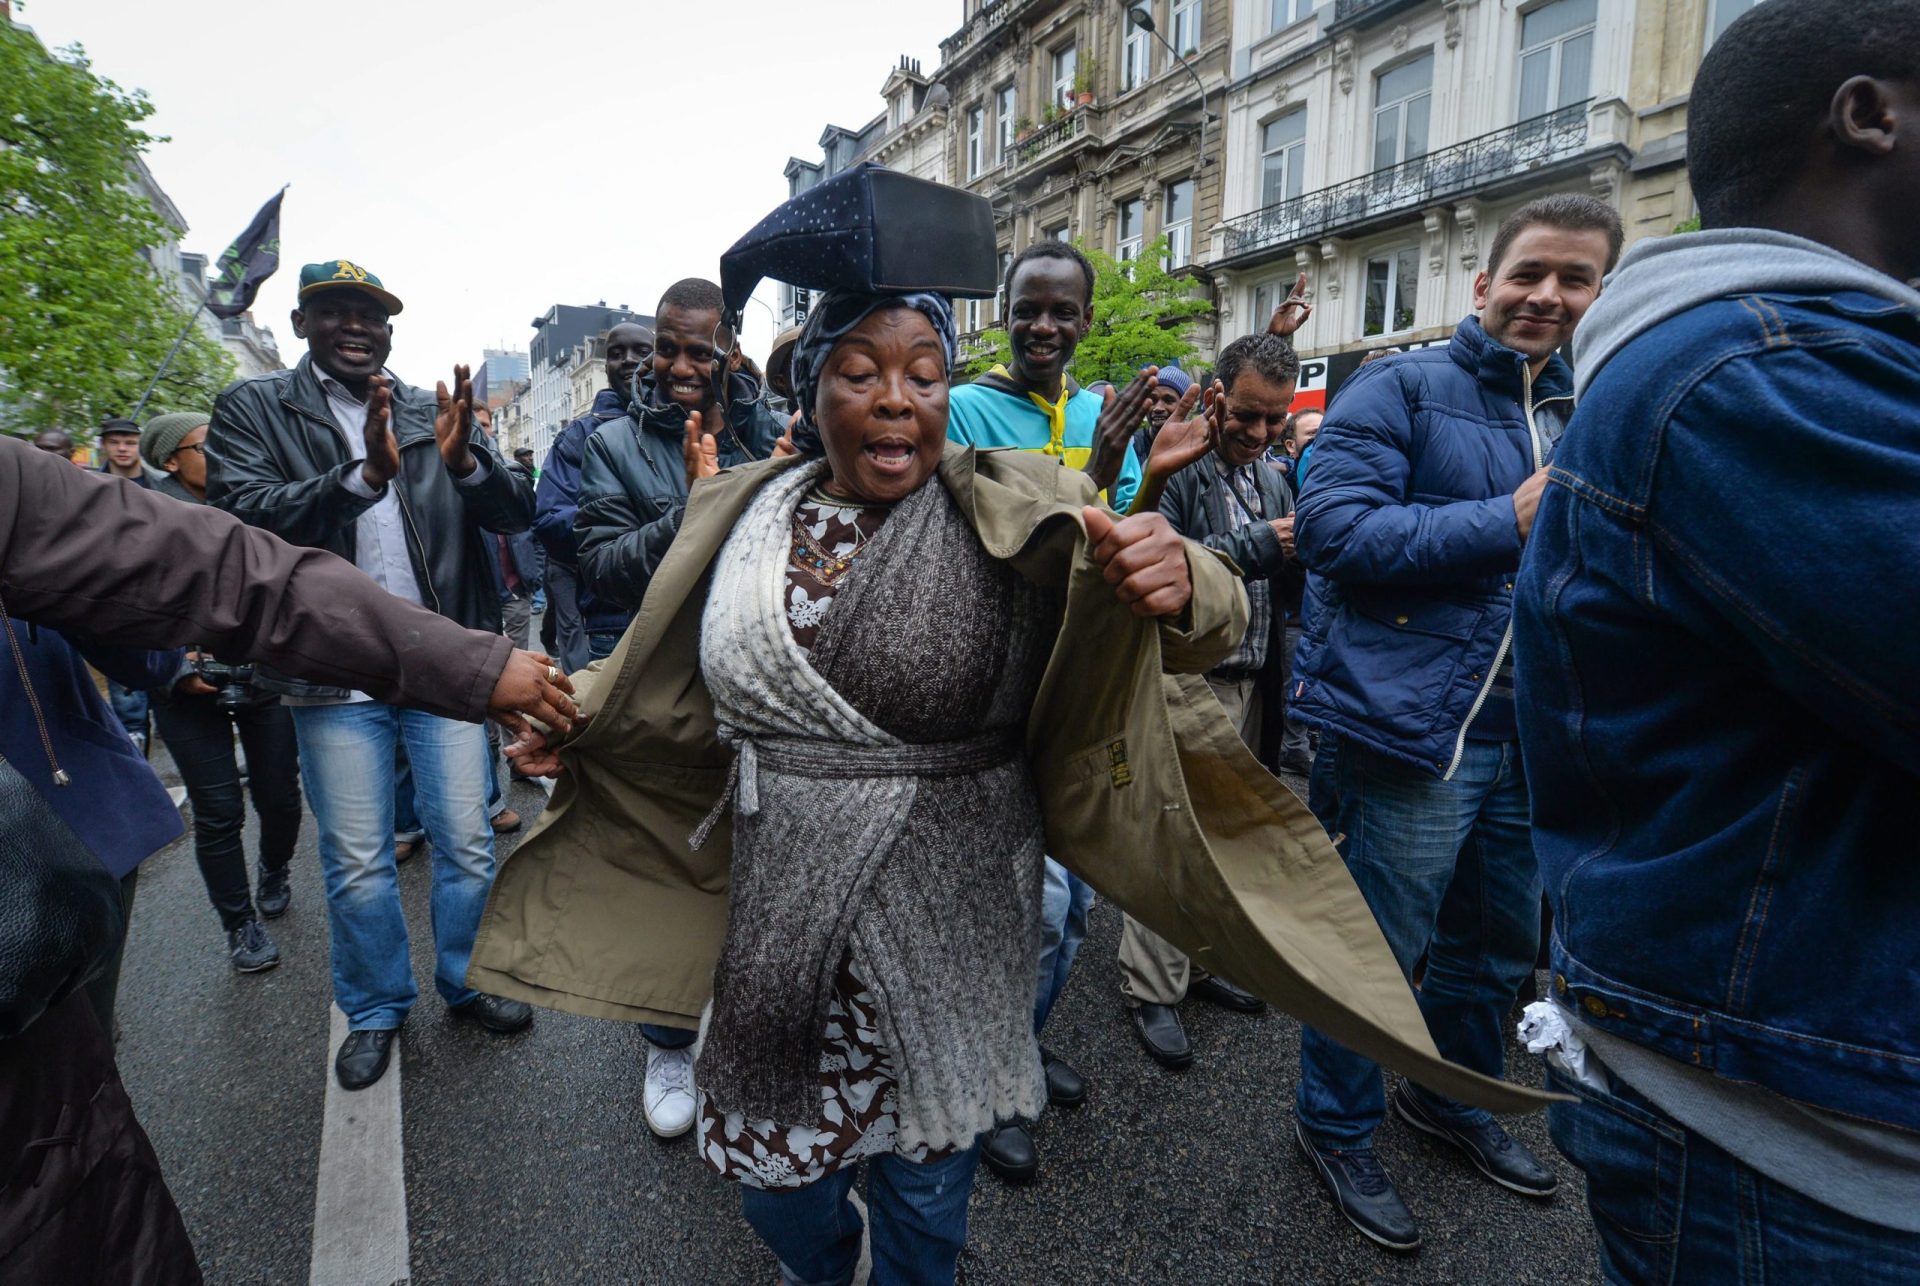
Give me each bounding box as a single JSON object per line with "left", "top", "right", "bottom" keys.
{"left": 1286, "top": 193, "right": 1621, "bottom": 1252}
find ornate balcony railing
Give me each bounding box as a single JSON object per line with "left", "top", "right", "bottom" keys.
{"left": 1330, "top": 0, "right": 1424, "bottom": 23}
{"left": 1010, "top": 108, "right": 1088, "bottom": 169}
{"left": 1220, "top": 100, "right": 1592, "bottom": 261}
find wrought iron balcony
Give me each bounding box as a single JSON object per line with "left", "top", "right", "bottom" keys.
{"left": 1010, "top": 108, "right": 1088, "bottom": 170}
{"left": 1330, "top": 0, "right": 1426, "bottom": 25}
{"left": 1220, "top": 100, "right": 1592, "bottom": 261}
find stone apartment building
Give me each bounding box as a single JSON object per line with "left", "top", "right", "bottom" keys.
{"left": 781, "top": 0, "right": 1775, "bottom": 397}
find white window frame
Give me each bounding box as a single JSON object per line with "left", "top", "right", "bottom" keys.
{"left": 996, "top": 84, "right": 1017, "bottom": 160}
{"left": 1706, "top": 0, "right": 1762, "bottom": 47}
{"left": 1051, "top": 44, "right": 1078, "bottom": 110}
{"left": 1123, "top": 20, "right": 1152, "bottom": 91}
{"left": 1047, "top": 223, "right": 1072, "bottom": 242}
{"left": 1171, "top": 0, "right": 1203, "bottom": 55}
{"left": 1362, "top": 245, "right": 1421, "bottom": 337}
{"left": 1163, "top": 180, "right": 1195, "bottom": 269}
{"left": 1516, "top": 0, "right": 1597, "bottom": 121}
{"left": 966, "top": 106, "right": 985, "bottom": 179}
{"left": 1372, "top": 54, "right": 1434, "bottom": 171}
{"left": 1270, "top": 0, "right": 1317, "bottom": 30}
{"left": 1116, "top": 198, "right": 1145, "bottom": 262}
{"left": 1260, "top": 108, "right": 1307, "bottom": 208}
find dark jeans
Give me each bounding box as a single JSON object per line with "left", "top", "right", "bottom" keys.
{"left": 586, "top": 625, "right": 623, "bottom": 665}
{"left": 151, "top": 695, "right": 302, "bottom": 932}
{"left": 739, "top": 1144, "right": 983, "bottom": 1286}
{"left": 1547, "top": 1067, "right": 1920, "bottom": 1284}
{"left": 107, "top": 680, "right": 149, "bottom": 747}
{"left": 544, "top": 562, "right": 592, "bottom": 674}
{"left": 1295, "top": 734, "right": 1541, "bottom": 1147}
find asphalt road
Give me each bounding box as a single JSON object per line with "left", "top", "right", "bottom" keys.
{"left": 116, "top": 743, "right": 1601, "bottom": 1285}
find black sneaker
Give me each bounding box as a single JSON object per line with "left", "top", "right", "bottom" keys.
{"left": 227, "top": 918, "right": 281, "bottom": 973}
{"left": 256, "top": 866, "right": 290, "bottom": 919}
{"left": 1391, "top": 1082, "right": 1558, "bottom": 1197}
{"left": 1294, "top": 1119, "right": 1421, "bottom": 1251}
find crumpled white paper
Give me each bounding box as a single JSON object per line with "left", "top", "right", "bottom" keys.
{"left": 1517, "top": 1000, "right": 1610, "bottom": 1093}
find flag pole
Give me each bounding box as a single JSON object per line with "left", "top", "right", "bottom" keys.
{"left": 130, "top": 299, "right": 208, "bottom": 421}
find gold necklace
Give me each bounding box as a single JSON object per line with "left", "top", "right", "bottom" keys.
{"left": 791, "top": 508, "right": 875, "bottom": 587}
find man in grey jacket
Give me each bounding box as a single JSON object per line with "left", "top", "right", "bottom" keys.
{"left": 1118, "top": 333, "right": 1302, "bottom": 1068}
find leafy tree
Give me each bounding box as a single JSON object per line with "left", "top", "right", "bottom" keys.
{"left": 965, "top": 237, "right": 1212, "bottom": 386}
{"left": 0, "top": 25, "right": 233, "bottom": 439}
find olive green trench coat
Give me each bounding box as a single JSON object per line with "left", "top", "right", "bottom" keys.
{"left": 468, "top": 444, "right": 1546, "bottom": 1115}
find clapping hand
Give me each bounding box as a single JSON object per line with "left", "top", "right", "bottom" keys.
{"left": 1087, "top": 368, "right": 1158, "bottom": 493}
{"left": 684, "top": 410, "right": 720, "bottom": 485}
{"left": 359, "top": 377, "right": 401, "bottom": 490}
{"left": 434, "top": 364, "right": 478, "bottom": 478}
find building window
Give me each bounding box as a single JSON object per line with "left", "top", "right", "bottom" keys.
{"left": 1117, "top": 198, "right": 1145, "bottom": 262}
{"left": 1363, "top": 246, "right": 1420, "bottom": 336}
{"left": 1270, "top": 0, "right": 1318, "bottom": 30}
{"left": 1123, "top": 18, "right": 1151, "bottom": 90}
{"left": 1707, "top": 0, "right": 1762, "bottom": 46}
{"left": 967, "top": 106, "right": 985, "bottom": 178}
{"left": 1171, "top": 0, "right": 1203, "bottom": 55}
{"left": 996, "top": 250, "right": 1014, "bottom": 321}
{"left": 1261, "top": 109, "right": 1307, "bottom": 207}
{"left": 1517, "top": 0, "right": 1596, "bottom": 120}
{"left": 996, "top": 83, "right": 1017, "bottom": 159}
{"left": 1372, "top": 54, "right": 1433, "bottom": 171}
{"left": 1047, "top": 222, "right": 1072, "bottom": 242}
{"left": 1052, "top": 44, "right": 1078, "bottom": 110}
{"left": 964, "top": 298, "right": 984, "bottom": 333}
{"left": 1163, "top": 179, "right": 1195, "bottom": 269}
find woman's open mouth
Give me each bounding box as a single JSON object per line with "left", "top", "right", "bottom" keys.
{"left": 862, "top": 439, "right": 917, "bottom": 474}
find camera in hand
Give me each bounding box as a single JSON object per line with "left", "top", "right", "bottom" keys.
{"left": 193, "top": 656, "right": 256, "bottom": 712}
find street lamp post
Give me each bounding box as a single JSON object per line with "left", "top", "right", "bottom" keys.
{"left": 1127, "top": 5, "right": 1213, "bottom": 169}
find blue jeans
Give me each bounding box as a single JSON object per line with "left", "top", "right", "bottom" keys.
{"left": 587, "top": 627, "right": 623, "bottom": 664}
{"left": 108, "top": 679, "right": 150, "bottom": 746}
{"left": 740, "top": 1144, "right": 982, "bottom": 1286}
{"left": 1033, "top": 856, "right": 1093, "bottom": 1032}
{"left": 1547, "top": 1067, "right": 1920, "bottom": 1284}
{"left": 291, "top": 703, "right": 498, "bottom": 1031}
{"left": 393, "top": 746, "right": 424, "bottom": 843}
{"left": 1295, "top": 735, "right": 1541, "bottom": 1147}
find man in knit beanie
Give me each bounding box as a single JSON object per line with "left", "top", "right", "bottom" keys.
{"left": 1131, "top": 363, "right": 1195, "bottom": 468}
{"left": 141, "top": 412, "right": 214, "bottom": 505}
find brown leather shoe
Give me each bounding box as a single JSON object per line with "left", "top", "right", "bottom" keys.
{"left": 490, "top": 809, "right": 522, "bottom": 834}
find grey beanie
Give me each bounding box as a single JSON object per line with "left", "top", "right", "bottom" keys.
{"left": 140, "top": 410, "right": 210, "bottom": 471}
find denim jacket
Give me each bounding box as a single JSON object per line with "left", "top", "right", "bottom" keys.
{"left": 1515, "top": 275, "right": 1920, "bottom": 1132}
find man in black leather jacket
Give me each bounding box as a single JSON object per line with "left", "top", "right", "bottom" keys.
{"left": 205, "top": 259, "right": 539, "bottom": 1092}
{"left": 574, "top": 278, "right": 780, "bottom": 644}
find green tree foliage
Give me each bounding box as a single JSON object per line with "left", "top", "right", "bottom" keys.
{"left": 965, "top": 237, "right": 1213, "bottom": 386}
{"left": 0, "top": 26, "right": 233, "bottom": 438}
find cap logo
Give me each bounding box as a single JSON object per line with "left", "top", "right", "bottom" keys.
{"left": 331, "top": 260, "right": 370, "bottom": 283}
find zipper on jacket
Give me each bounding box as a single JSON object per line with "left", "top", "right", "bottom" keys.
{"left": 1442, "top": 362, "right": 1546, "bottom": 781}
{"left": 0, "top": 592, "right": 71, "bottom": 786}
{"left": 391, "top": 469, "right": 445, "bottom": 617}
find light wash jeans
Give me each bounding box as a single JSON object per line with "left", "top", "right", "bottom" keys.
{"left": 1034, "top": 857, "right": 1094, "bottom": 1031}
{"left": 740, "top": 1143, "right": 983, "bottom": 1286}
{"left": 291, "top": 703, "right": 497, "bottom": 1031}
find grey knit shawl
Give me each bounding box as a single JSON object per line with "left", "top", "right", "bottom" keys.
{"left": 695, "top": 461, "right": 1052, "bottom": 1150}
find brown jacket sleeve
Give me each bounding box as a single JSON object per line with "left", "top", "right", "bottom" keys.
{"left": 0, "top": 438, "right": 509, "bottom": 723}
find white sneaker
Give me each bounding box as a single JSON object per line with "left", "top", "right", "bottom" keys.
{"left": 642, "top": 1042, "right": 696, "bottom": 1138}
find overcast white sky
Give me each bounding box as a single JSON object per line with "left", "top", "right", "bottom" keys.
{"left": 25, "top": 0, "right": 959, "bottom": 376}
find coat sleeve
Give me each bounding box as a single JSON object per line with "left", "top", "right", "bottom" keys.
{"left": 205, "top": 380, "right": 379, "bottom": 547}
{"left": 1295, "top": 366, "right": 1523, "bottom": 586}
{"left": 458, "top": 439, "right": 535, "bottom": 535}
{"left": 574, "top": 428, "right": 683, "bottom": 613}
{"left": 533, "top": 422, "right": 585, "bottom": 562}
{"left": 70, "top": 639, "right": 186, "bottom": 694}
{"left": 1158, "top": 541, "right": 1248, "bottom": 675}
{"left": 0, "top": 439, "right": 512, "bottom": 723}
{"left": 1158, "top": 469, "right": 1289, "bottom": 580}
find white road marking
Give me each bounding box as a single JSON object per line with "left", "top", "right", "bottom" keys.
{"left": 310, "top": 1005, "right": 410, "bottom": 1286}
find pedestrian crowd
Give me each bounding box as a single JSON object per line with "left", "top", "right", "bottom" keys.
{"left": 2, "top": 2, "right": 1916, "bottom": 1281}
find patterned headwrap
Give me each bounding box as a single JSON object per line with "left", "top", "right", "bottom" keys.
{"left": 788, "top": 289, "right": 957, "bottom": 456}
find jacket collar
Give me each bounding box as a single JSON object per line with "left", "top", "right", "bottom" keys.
{"left": 1448, "top": 315, "right": 1575, "bottom": 403}
{"left": 631, "top": 369, "right": 770, "bottom": 439}
{"left": 970, "top": 367, "right": 1084, "bottom": 402}
{"left": 287, "top": 354, "right": 430, "bottom": 420}
{"left": 590, "top": 387, "right": 627, "bottom": 419}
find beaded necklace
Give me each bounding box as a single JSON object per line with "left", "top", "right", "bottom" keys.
{"left": 790, "top": 487, "right": 892, "bottom": 587}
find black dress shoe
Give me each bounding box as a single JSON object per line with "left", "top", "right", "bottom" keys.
{"left": 1294, "top": 1119, "right": 1421, "bottom": 1252}
{"left": 449, "top": 992, "right": 534, "bottom": 1034}
{"left": 1391, "top": 1082, "right": 1558, "bottom": 1197}
{"left": 981, "top": 1121, "right": 1037, "bottom": 1184}
{"left": 1042, "top": 1048, "right": 1086, "bottom": 1109}
{"left": 336, "top": 1029, "right": 397, "bottom": 1091}
{"left": 256, "top": 866, "right": 290, "bottom": 919}
{"left": 1188, "top": 974, "right": 1266, "bottom": 1014}
{"left": 1130, "top": 1003, "right": 1194, "bottom": 1069}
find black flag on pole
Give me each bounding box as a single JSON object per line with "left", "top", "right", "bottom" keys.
{"left": 205, "top": 188, "right": 285, "bottom": 320}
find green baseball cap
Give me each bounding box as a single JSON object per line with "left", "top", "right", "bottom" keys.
{"left": 297, "top": 259, "right": 404, "bottom": 315}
